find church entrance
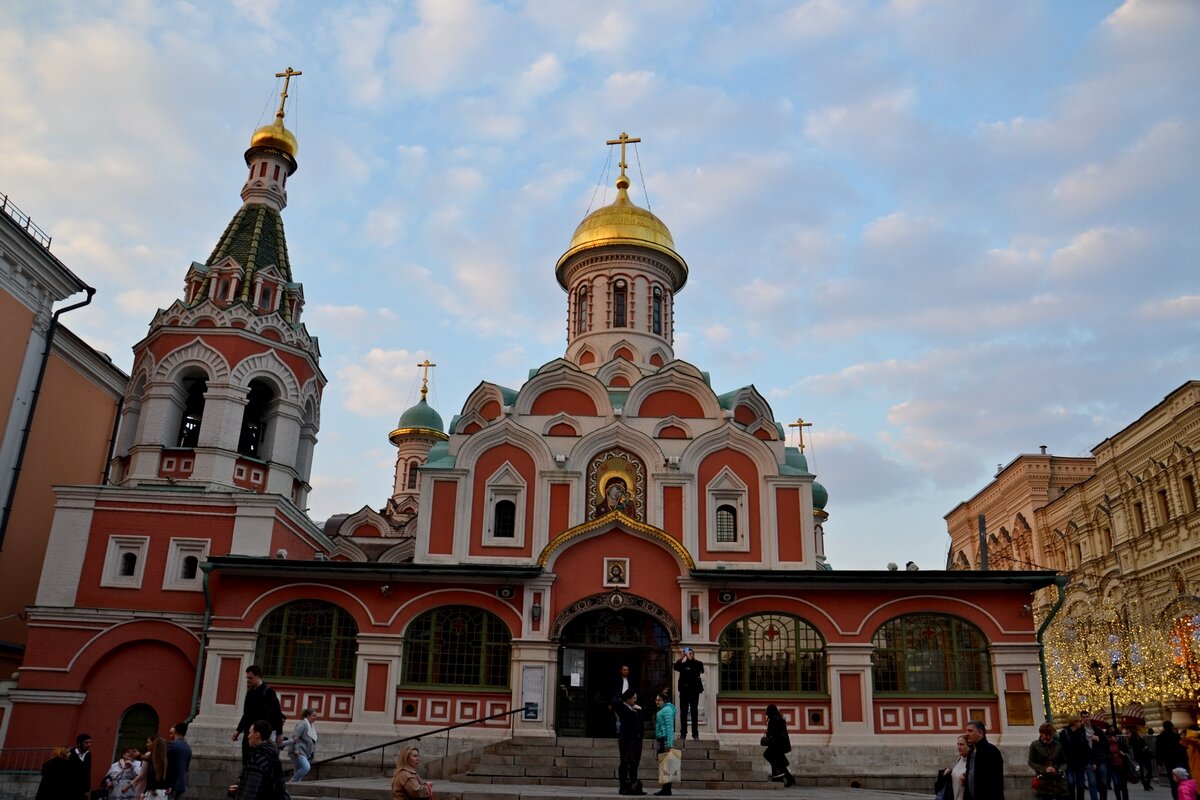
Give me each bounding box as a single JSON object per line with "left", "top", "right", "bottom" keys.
{"left": 555, "top": 606, "right": 673, "bottom": 737}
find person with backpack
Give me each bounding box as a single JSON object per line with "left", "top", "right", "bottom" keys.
{"left": 229, "top": 720, "right": 286, "bottom": 800}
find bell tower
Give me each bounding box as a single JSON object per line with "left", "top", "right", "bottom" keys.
{"left": 109, "top": 69, "right": 325, "bottom": 509}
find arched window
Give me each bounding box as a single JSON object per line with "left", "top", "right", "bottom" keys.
{"left": 116, "top": 704, "right": 159, "bottom": 759}
{"left": 493, "top": 500, "right": 516, "bottom": 538}
{"left": 255, "top": 601, "right": 359, "bottom": 684}
{"left": 718, "top": 613, "right": 826, "bottom": 694}
{"left": 176, "top": 376, "right": 207, "bottom": 448}
{"left": 402, "top": 606, "right": 511, "bottom": 689}
{"left": 238, "top": 379, "right": 275, "bottom": 458}
{"left": 612, "top": 280, "right": 627, "bottom": 327}
{"left": 120, "top": 552, "right": 138, "bottom": 577}
{"left": 181, "top": 555, "right": 199, "bottom": 580}
{"left": 871, "top": 614, "right": 990, "bottom": 694}
{"left": 652, "top": 287, "right": 663, "bottom": 335}
{"left": 715, "top": 504, "right": 737, "bottom": 543}
{"left": 406, "top": 460, "right": 419, "bottom": 491}
{"left": 576, "top": 286, "right": 589, "bottom": 334}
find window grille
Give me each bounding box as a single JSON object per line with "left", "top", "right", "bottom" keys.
{"left": 493, "top": 500, "right": 516, "bottom": 538}
{"left": 407, "top": 460, "right": 419, "bottom": 490}
{"left": 718, "top": 613, "right": 826, "bottom": 694}
{"left": 577, "top": 287, "right": 589, "bottom": 334}
{"left": 715, "top": 504, "right": 737, "bottom": 543}
{"left": 402, "top": 606, "right": 511, "bottom": 689}
{"left": 870, "top": 614, "right": 990, "bottom": 694}
{"left": 256, "top": 601, "right": 359, "bottom": 683}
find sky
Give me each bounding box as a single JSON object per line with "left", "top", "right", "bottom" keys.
{"left": 1, "top": 0, "right": 1197, "bottom": 570}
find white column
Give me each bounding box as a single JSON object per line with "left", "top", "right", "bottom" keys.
{"left": 351, "top": 635, "right": 403, "bottom": 735}
{"left": 827, "top": 643, "right": 876, "bottom": 745}
{"left": 511, "top": 640, "right": 557, "bottom": 737}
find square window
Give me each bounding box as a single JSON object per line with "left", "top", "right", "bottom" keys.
{"left": 251, "top": 469, "right": 263, "bottom": 483}
{"left": 235, "top": 465, "right": 246, "bottom": 479}
{"left": 163, "top": 538, "right": 209, "bottom": 592}
{"left": 101, "top": 536, "right": 150, "bottom": 589}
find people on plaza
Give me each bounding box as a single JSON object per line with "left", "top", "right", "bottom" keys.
{"left": 964, "top": 719, "right": 1004, "bottom": 800}
{"left": 233, "top": 664, "right": 284, "bottom": 765}
{"left": 104, "top": 747, "right": 142, "bottom": 800}
{"left": 167, "top": 721, "right": 193, "bottom": 799}
{"left": 229, "top": 719, "right": 285, "bottom": 800}
{"left": 1180, "top": 718, "right": 1200, "bottom": 785}
{"left": 1063, "top": 716, "right": 1095, "bottom": 800}
{"left": 1173, "top": 767, "right": 1197, "bottom": 800}
{"left": 1128, "top": 727, "right": 1154, "bottom": 790}
{"left": 654, "top": 691, "right": 678, "bottom": 796}
{"left": 1109, "top": 737, "right": 1136, "bottom": 800}
{"left": 608, "top": 664, "right": 637, "bottom": 737}
{"left": 1029, "top": 722, "right": 1068, "bottom": 799}
{"left": 35, "top": 746, "right": 73, "bottom": 800}
{"left": 615, "top": 688, "right": 646, "bottom": 795}
{"left": 67, "top": 732, "right": 92, "bottom": 800}
{"left": 762, "top": 703, "right": 795, "bottom": 788}
{"left": 673, "top": 646, "right": 704, "bottom": 741}
{"left": 391, "top": 745, "right": 432, "bottom": 799}
{"left": 133, "top": 736, "right": 172, "bottom": 798}
{"left": 1074, "top": 710, "right": 1109, "bottom": 800}
{"left": 1161, "top": 722, "right": 1188, "bottom": 800}
{"left": 288, "top": 707, "right": 319, "bottom": 782}
{"left": 939, "top": 734, "right": 970, "bottom": 800}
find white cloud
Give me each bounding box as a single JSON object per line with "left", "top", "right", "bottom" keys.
{"left": 1047, "top": 227, "right": 1148, "bottom": 280}
{"left": 337, "top": 348, "right": 430, "bottom": 418}
{"left": 577, "top": 10, "right": 633, "bottom": 53}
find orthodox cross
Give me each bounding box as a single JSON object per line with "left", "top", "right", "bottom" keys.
{"left": 273, "top": 66, "right": 303, "bottom": 121}
{"left": 788, "top": 418, "right": 813, "bottom": 453}
{"left": 606, "top": 131, "right": 641, "bottom": 174}
{"left": 416, "top": 359, "right": 436, "bottom": 401}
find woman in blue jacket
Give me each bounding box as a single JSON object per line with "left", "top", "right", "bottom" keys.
{"left": 655, "top": 692, "right": 678, "bottom": 796}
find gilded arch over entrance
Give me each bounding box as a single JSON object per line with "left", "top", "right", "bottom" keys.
{"left": 549, "top": 590, "right": 681, "bottom": 642}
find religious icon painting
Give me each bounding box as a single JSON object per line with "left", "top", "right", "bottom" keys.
{"left": 603, "top": 557, "right": 630, "bottom": 588}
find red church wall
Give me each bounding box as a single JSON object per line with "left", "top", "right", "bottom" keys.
{"left": 216, "top": 656, "right": 242, "bottom": 705}
{"left": 529, "top": 387, "right": 598, "bottom": 416}
{"left": 662, "top": 486, "right": 683, "bottom": 542}
{"left": 480, "top": 400, "right": 501, "bottom": 420}
{"left": 657, "top": 425, "right": 688, "bottom": 439}
{"left": 550, "top": 530, "right": 682, "bottom": 623}
{"left": 775, "top": 487, "right": 804, "bottom": 562}
{"left": 733, "top": 405, "right": 755, "bottom": 426}
{"left": 428, "top": 481, "right": 458, "bottom": 555}
{"left": 469, "top": 444, "right": 536, "bottom": 558}
{"left": 396, "top": 690, "right": 511, "bottom": 728}
{"left": 717, "top": 699, "right": 832, "bottom": 735}
{"left": 549, "top": 483, "right": 570, "bottom": 536}
{"left": 697, "top": 451, "right": 761, "bottom": 562}
{"left": 839, "top": 673, "right": 864, "bottom": 722}
{"left": 364, "top": 662, "right": 389, "bottom": 711}
{"left": 636, "top": 390, "right": 705, "bottom": 418}
{"left": 146, "top": 332, "right": 317, "bottom": 388}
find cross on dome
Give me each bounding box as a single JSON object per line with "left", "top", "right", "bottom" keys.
{"left": 417, "top": 359, "right": 437, "bottom": 401}
{"left": 273, "top": 67, "right": 302, "bottom": 123}
{"left": 788, "top": 418, "right": 814, "bottom": 453}
{"left": 606, "top": 131, "right": 641, "bottom": 183}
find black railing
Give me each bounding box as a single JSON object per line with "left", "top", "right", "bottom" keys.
{"left": 309, "top": 706, "right": 529, "bottom": 782}
{"left": 0, "top": 746, "right": 58, "bottom": 773}
{"left": 0, "top": 194, "right": 52, "bottom": 250}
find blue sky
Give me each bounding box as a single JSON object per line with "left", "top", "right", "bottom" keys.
{"left": 2, "top": 0, "right": 1197, "bottom": 569}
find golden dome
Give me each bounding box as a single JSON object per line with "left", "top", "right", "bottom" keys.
{"left": 556, "top": 173, "right": 687, "bottom": 288}
{"left": 249, "top": 119, "right": 298, "bottom": 158}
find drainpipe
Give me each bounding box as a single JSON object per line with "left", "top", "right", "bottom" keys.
{"left": 0, "top": 287, "right": 96, "bottom": 549}
{"left": 102, "top": 396, "right": 124, "bottom": 485}
{"left": 1036, "top": 575, "right": 1070, "bottom": 721}
{"left": 186, "top": 562, "right": 215, "bottom": 722}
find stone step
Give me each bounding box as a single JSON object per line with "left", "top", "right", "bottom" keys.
{"left": 287, "top": 778, "right": 915, "bottom": 799}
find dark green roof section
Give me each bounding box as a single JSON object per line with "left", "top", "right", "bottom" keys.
{"left": 716, "top": 389, "right": 741, "bottom": 410}
{"left": 608, "top": 390, "right": 629, "bottom": 407}
{"left": 423, "top": 440, "right": 456, "bottom": 469}
{"left": 498, "top": 386, "right": 519, "bottom": 405}
{"left": 205, "top": 555, "right": 543, "bottom": 580}
{"left": 688, "top": 568, "right": 1061, "bottom": 590}
{"left": 206, "top": 203, "right": 293, "bottom": 283}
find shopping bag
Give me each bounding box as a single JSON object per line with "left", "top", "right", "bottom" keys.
{"left": 658, "top": 748, "right": 682, "bottom": 783}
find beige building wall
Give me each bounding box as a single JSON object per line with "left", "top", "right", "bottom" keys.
{"left": 0, "top": 292, "right": 35, "bottom": 432}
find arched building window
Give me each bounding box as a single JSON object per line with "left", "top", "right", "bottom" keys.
{"left": 406, "top": 460, "right": 419, "bottom": 490}
{"left": 576, "top": 286, "right": 589, "bottom": 334}
{"left": 612, "top": 280, "right": 627, "bottom": 328}
{"left": 402, "top": 606, "right": 511, "bottom": 689}
{"left": 871, "top": 614, "right": 990, "bottom": 693}
{"left": 176, "top": 375, "right": 208, "bottom": 448}
{"left": 116, "top": 704, "right": 159, "bottom": 758}
{"left": 120, "top": 552, "right": 138, "bottom": 577}
{"left": 718, "top": 613, "right": 826, "bottom": 694}
{"left": 652, "top": 287, "right": 662, "bottom": 335}
{"left": 715, "top": 504, "right": 737, "bottom": 543}
{"left": 493, "top": 500, "right": 516, "bottom": 538}
{"left": 238, "top": 379, "right": 275, "bottom": 458}
{"left": 255, "top": 601, "right": 359, "bottom": 684}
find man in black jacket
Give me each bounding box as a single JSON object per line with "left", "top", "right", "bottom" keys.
{"left": 965, "top": 719, "right": 1005, "bottom": 800}
{"left": 232, "top": 664, "right": 284, "bottom": 765}
{"left": 614, "top": 689, "right": 646, "bottom": 796}
{"left": 229, "top": 720, "right": 285, "bottom": 800}
{"left": 673, "top": 647, "right": 704, "bottom": 740}
{"left": 67, "top": 732, "right": 92, "bottom": 800}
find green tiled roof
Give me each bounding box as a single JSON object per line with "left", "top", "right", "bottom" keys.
{"left": 206, "top": 203, "right": 293, "bottom": 283}
{"left": 397, "top": 398, "right": 444, "bottom": 433}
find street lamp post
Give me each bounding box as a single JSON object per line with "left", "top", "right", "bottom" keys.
{"left": 1090, "top": 659, "right": 1122, "bottom": 730}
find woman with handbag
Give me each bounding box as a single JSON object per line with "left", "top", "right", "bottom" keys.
{"left": 1029, "top": 723, "right": 1068, "bottom": 799}
{"left": 762, "top": 704, "right": 795, "bottom": 787}
{"left": 654, "top": 692, "right": 678, "bottom": 796}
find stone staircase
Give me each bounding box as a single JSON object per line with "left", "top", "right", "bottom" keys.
{"left": 451, "top": 735, "right": 782, "bottom": 791}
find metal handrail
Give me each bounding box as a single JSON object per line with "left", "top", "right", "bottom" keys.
{"left": 309, "top": 706, "right": 529, "bottom": 781}
{"left": 0, "top": 193, "right": 53, "bottom": 250}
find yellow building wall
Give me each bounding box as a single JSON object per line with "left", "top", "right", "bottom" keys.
{"left": 0, "top": 291, "right": 36, "bottom": 437}
{"left": 0, "top": 346, "right": 121, "bottom": 667}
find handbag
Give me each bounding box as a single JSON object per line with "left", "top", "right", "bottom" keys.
{"left": 1031, "top": 774, "right": 1043, "bottom": 791}
{"left": 760, "top": 734, "right": 772, "bottom": 746}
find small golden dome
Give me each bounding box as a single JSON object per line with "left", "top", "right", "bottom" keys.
{"left": 556, "top": 173, "right": 686, "bottom": 288}
{"left": 249, "top": 119, "right": 298, "bottom": 158}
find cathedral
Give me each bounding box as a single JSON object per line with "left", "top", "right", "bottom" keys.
{"left": 0, "top": 79, "right": 1056, "bottom": 783}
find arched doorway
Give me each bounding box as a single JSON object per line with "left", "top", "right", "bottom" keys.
{"left": 115, "top": 704, "right": 158, "bottom": 761}
{"left": 553, "top": 593, "right": 677, "bottom": 737}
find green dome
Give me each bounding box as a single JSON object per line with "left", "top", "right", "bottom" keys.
{"left": 389, "top": 398, "right": 447, "bottom": 443}
{"left": 785, "top": 448, "right": 809, "bottom": 472}
{"left": 812, "top": 480, "right": 828, "bottom": 511}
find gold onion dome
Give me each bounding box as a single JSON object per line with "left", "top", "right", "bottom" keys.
{"left": 250, "top": 119, "right": 298, "bottom": 158}
{"left": 556, "top": 172, "right": 688, "bottom": 289}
